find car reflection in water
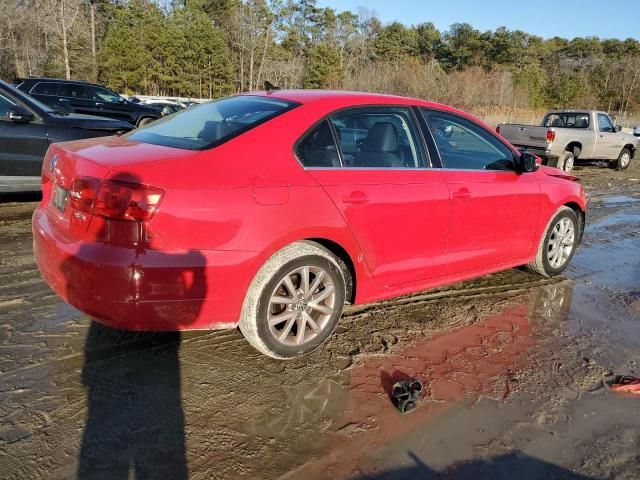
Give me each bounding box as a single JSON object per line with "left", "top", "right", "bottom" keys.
{"left": 247, "top": 282, "right": 574, "bottom": 477}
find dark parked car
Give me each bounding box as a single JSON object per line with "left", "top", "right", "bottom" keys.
{"left": 0, "top": 80, "right": 132, "bottom": 192}
{"left": 16, "top": 78, "right": 162, "bottom": 127}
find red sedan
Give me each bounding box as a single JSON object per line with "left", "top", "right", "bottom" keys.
{"left": 33, "top": 90, "right": 586, "bottom": 358}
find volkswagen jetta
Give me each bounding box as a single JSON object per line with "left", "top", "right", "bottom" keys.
{"left": 33, "top": 90, "right": 587, "bottom": 358}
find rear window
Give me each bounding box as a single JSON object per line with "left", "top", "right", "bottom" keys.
{"left": 543, "top": 113, "right": 590, "bottom": 129}
{"left": 126, "top": 95, "right": 299, "bottom": 150}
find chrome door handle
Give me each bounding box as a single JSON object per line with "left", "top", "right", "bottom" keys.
{"left": 95, "top": 102, "right": 104, "bottom": 108}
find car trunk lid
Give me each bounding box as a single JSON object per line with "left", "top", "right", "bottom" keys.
{"left": 41, "top": 136, "right": 189, "bottom": 242}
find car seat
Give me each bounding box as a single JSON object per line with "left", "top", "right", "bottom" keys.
{"left": 355, "top": 122, "right": 402, "bottom": 168}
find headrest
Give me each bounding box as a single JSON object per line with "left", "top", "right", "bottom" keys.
{"left": 362, "top": 122, "right": 398, "bottom": 152}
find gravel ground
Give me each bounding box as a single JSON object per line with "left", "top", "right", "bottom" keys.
{"left": 0, "top": 160, "right": 639, "bottom": 479}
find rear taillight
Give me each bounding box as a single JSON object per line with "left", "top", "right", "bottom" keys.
{"left": 70, "top": 177, "right": 100, "bottom": 213}
{"left": 546, "top": 130, "right": 556, "bottom": 143}
{"left": 69, "top": 177, "right": 164, "bottom": 222}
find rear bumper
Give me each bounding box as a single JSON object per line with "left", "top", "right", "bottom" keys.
{"left": 33, "top": 207, "right": 258, "bottom": 331}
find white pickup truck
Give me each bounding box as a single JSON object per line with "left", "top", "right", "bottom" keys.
{"left": 497, "top": 110, "right": 638, "bottom": 172}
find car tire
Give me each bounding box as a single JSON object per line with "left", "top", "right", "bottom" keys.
{"left": 558, "top": 151, "right": 575, "bottom": 172}
{"left": 527, "top": 206, "right": 579, "bottom": 277}
{"left": 239, "top": 241, "right": 347, "bottom": 359}
{"left": 615, "top": 148, "right": 631, "bottom": 170}
{"left": 137, "top": 117, "right": 155, "bottom": 127}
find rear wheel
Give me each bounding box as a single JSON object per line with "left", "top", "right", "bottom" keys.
{"left": 558, "top": 151, "right": 575, "bottom": 172}
{"left": 239, "top": 242, "right": 347, "bottom": 359}
{"left": 527, "top": 206, "right": 579, "bottom": 277}
{"left": 615, "top": 148, "right": 631, "bottom": 170}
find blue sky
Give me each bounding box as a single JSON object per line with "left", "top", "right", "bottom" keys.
{"left": 316, "top": 0, "right": 640, "bottom": 40}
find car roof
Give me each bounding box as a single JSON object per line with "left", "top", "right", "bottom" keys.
{"left": 244, "top": 89, "right": 454, "bottom": 110}
{"left": 19, "top": 77, "right": 92, "bottom": 84}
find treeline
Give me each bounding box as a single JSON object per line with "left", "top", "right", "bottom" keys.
{"left": 1, "top": 0, "right": 640, "bottom": 118}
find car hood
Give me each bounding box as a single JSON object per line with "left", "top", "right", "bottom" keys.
{"left": 127, "top": 101, "right": 163, "bottom": 114}
{"left": 621, "top": 131, "right": 640, "bottom": 145}
{"left": 47, "top": 112, "right": 133, "bottom": 130}
{"left": 55, "top": 134, "right": 197, "bottom": 168}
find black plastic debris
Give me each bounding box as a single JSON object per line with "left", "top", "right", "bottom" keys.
{"left": 391, "top": 379, "right": 423, "bottom": 413}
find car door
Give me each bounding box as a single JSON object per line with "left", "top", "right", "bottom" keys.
{"left": 57, "top": 83, "right": 99, "bottom": 116}
{"left": 299, "top": 107, "right": 451, "bottom": 287}
{"left": 85, "top": 85, "right": 135, "bottom": 123}
{"left": 594, "top": 113, "right": 623, "bottom": 159}
{"left": 0, "top": 91, "right": 49, "bottom": 176}
{"left": 420, "top": 108, "right": 541, "bottom": 275}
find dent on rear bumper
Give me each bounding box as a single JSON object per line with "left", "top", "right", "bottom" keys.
{"left": 32, "top": 207, "right": 258, "bottom": 331}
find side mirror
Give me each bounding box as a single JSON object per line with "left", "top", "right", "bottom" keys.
{"left": 6, "top": 106, "right": 34, "bottom": 123}
{"left": 519, "top": 152, "right": 538, "bottom": 173}
{"left": 615, "top": 125, "right": 622, "bottom": 133}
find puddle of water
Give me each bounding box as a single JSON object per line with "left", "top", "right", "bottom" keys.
{"left": 268, "top": 284, "right": 575, "bottom": 479}
{"left": 602, "top": 195, "right": 639, "bottom": 205}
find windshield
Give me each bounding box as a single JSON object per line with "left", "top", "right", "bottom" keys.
{"left": 126, "top": 95, "right": 299, "bottom": 150}
{"left": 543, "top": 113, "right": 590, "bottom": 129}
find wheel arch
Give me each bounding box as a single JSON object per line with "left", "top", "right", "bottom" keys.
{"left": 622, "top": 144, "right": 635, "bottom": 158}
{"left": 564, "top": 141, "right": 582, "bottom": 158}
{"left": 563, "top": 201, "right": 585, "bottom": 245}
{"left": 305, "top": 238, "right": 356, "bottom": 304}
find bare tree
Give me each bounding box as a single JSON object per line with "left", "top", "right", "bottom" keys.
{"left": 41, "top": 0, "right": 84, "bottom": 79}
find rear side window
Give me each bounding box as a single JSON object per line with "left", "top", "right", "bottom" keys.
{"left": 59, "top": 84, "right": 89, "bottom": 98}
{"left": 544, "top": 113, "right": 590, "bottom": 129}
{"left": 30, "top": 82, "right": 59, "bottom": 96}
{"left": 422, "top": 109, "right": 515, "bottom": 171}
{"left": 329, "top": 107, "right": 426, "bottom": 168}
{"left": 296, "top": 120, "right": 341, "bottom": 168}
{"left": 127, "top": 95, "right": 298, "bottom": 150}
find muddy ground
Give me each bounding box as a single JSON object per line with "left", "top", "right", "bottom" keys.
{"left": 1, "top": 160, "right": 640, "bottom": 480}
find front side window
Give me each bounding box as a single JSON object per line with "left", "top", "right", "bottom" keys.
{"left": 422, "top": 109, "right": 515, "bottom": 171}
{"left": 126, "top": 95, "right": 298, "bottom": 150}
{"left": 30, "top": 82, "right": 59, "bottom": 96}
{"left": 544, "top": 113, "right": 589, "bottom": 129}
{"left": 328, "top": 107, "right": 426, "bottom": 168}
{"left": 598, "top": 113, "right": 615, "bottom": 132}
{"left": 0, "top": 92, "right": 17, "bottom": 117}
{"left": 87, "top": 86, "right": 121, "bottom": 103}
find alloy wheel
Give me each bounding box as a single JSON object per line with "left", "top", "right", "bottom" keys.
{"left": 620, "top": 152, "right": 630, "bottom": 168}
{"left": 267, "top": 266, "right": 337, "bottom": 346}
{"left": 547, "top": 217, "right": 575, "bottom": 269}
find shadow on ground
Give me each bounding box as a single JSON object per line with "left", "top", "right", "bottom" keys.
{"left": 357, "top": 450, "right": 595, "bottom": 480}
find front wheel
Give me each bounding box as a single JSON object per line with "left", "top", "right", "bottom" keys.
{"left": 239, "top": 242, "right": 347, "bottom": 359}
{"left": 527, "top": 206, "right": 579, "bottom": 277}
{"left": 615, "top": 148, "right": 631, "bottom": 170}
{"left": 137, "top": 117, "right": 155, "bottom": 127}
